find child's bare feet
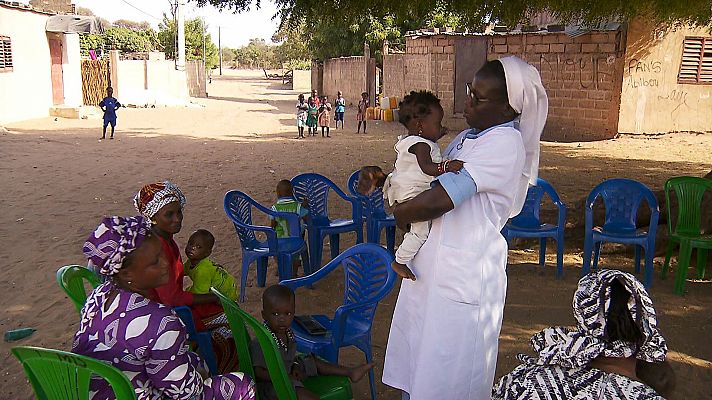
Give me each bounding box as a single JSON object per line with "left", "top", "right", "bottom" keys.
{"left": 392, "top": 261, "right": 416, "bottom": 280}
{"left": 348, "top": 362, "right": 375, "bottom": 382}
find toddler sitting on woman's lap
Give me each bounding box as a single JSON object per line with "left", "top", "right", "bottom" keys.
{"left": 183, "top": 229, "right": 238, "bottom": 301}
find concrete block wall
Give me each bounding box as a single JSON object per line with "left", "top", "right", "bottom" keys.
{"left": 488, "top": 31, "right": 626, "bottom": 141}
{"left": 405, "top": 35, "right": 457, "bottom": 117}
{"left": 322, "top": 56, "right": 368, "bottom": 106}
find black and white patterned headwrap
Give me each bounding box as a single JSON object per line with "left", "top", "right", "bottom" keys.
{"left": 82, "top": 216, "right": 151, "bottom": 276}
{"left": 529, "top": 269, "right": 667, "bottom": 368}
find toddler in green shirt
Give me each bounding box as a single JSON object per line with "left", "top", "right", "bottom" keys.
{"left": 183, "top": 229, "right": 238, "bottom": 301}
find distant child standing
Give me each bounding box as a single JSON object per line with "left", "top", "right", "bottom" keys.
{"left": 270, "top": 180, "right": 309, "bottom": 278}
{"left": 99, "top": 86, "right": 121, "bottom": 140}
{"left": 334, "top": 91, "right": 346, "bottom": 129}
{"left": 357, "top": 91, "right": 369, "bottom": 134}
{"left": 183, "top": 229, "right": 238, "bottom": 301}
{"left": 318, "top": 95, "right": 332, "bottom": 138}
{"left": 306, "top": 98, "right": 319, "bottom": 136}
{"left": 295, "top": 94, "right": 308, "bottom": 139}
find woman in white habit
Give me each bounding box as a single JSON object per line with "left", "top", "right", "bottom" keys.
{"left": 361, "top": 56, "right": 548, "bottom": 399}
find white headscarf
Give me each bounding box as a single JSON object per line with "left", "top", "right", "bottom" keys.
{"left": 498, "top": 56, "right": 548, "bottom": 217}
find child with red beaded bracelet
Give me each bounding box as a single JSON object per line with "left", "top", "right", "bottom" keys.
{"left": 358, "top": 90, "right": 463, "bottom": 281}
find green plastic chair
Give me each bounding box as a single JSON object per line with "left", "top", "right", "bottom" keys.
{"left": 662, "top": 176, "right": 712, "bottom": 295}
{"left": 56, "top": 265, "right": 101, "bottom": 315}
{"left": 11, "top": 346, "right": 137, "bottom": 399}
{"left": 211, "top": 288, "right": 353, "bottom": 400}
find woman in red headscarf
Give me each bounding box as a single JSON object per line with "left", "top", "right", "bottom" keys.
{"left": 134, "top": 180, "right": 238, "bottom": 373}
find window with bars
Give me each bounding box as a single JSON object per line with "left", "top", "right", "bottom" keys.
{"left": 678, "top": 36, "right": 712, "bottom": 84}
{"left": 0, "top": 36, "right": 12, "bottom": 72}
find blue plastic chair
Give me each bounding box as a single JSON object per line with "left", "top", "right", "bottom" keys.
{"left": 291, "top": 173, "right": 363, "bottom": 274}
{"left": 347, "top": 170, "right": 396, "bottom": 253}
{"left": 582, "top": 179, "right": 660, "bottom": 288}
{"left": 502, "top": 178, "right": 567, "bottom": 278}
{"left": 224, "top": 190, "right": 309, "bottom": 302}
{"left": 280, "top": 243, "right": 396, "bottom": 400}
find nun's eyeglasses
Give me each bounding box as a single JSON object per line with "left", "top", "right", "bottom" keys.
{"left": 466, "top": 83, "right": 492, "bottom": 104}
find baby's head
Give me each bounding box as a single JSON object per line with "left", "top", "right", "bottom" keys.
{"left": 276, "top": 180, "right": 294, "bottom": 199}
{"left": 185, "top": 229, "right": 214, "bottom": 264}
{"left": 261, "top": 284, "right": 295, "bottom": 334}
{"left": 398, "top": 90, "right": 447, "bottom": 142}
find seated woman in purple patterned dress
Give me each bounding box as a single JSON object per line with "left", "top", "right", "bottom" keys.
{"left": 73, "top": 215, "right": 255, "bottom": 400}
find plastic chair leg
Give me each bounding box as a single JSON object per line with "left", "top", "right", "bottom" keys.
{"left": 196, "top": 331, "right": 218, "bottom": 376}
{"left": 582, "top": 235, "right": 593, "bottom": 276}
{"left": 643, "top": 245, "right": 654, "bottom": 288}
{"left": 300, "top": 248, "right": 311, "bottom": 277}
{"left": 662, "top": 241, "right": 674, "bottom": 279}
{"left": 697, "top": 248, "right": 708, "bottom": 279}
{"left": 309, "top": 230, "right": 323, "bottom": 273}
{"left": 256, "top": 257, "right": 268, "bottom": 287}
{"left": 330, "top": 234, "right": 340, "bottom": 260}
{"left": 539, "top": 238, "right": 547, "bottom": 267}
{"left": 675, "top": 240, "right": 693, "bottom": 296}
{"left": 363, "top": 343, "right": 376, "bottom": 400}
{"left": 556, "top": 236, "right": 564, "bottom": 279}
{"left": 385, "top": 226, "right": 396, "bottom": 254}
{"left": 239, "top": 258, "right": 250, "bottom": 303}
{"left": 593, "top": 241, "right": 602, "bottom": 271}
{"left": 634, "top": 245, "right": 642, "bottom": 274}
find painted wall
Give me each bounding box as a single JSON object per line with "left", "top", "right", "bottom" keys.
{"left": 0, "top": 6, "right": 52, "bottom": 124}
{"left": 113, "top": 58, "right": 189, "bottom": 106}
{"left": 619, "top": 19, "right": 712, "bottom": 134}
{"left": 61, "top": 33, "right": 82, "bottom": 107}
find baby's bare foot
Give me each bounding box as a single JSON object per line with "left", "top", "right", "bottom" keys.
{"left": 349, "top": 362, "right": 375, "bottom": 382}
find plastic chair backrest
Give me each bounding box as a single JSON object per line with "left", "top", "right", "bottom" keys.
{"left": 292, "top": 173, "right": 346, "bottom": 222}
{"left": 212, "top": 289, "right": 298, "bottom": 400}
{"left": 340, "top": 244, "right": 394, "bottom": 318}
{"left": 665, "top": 176, "right": 712, "bottom": 237}
{"left": 56, "top": 265, "right": 101, "bottom": 315}
{"left": 11, "top": 346, "right": 137, "bottom": 400}
{"left": 347, "top": 170, "right": 386, "bottom": 217}
{"left": 586, "top": 179, "right": 658, "bottom": 233}
{"left": 224, "top": 190, "right": 263, "bottom": 250}
{"left": 510, "top": 178, "right": 564, "bottom": 228}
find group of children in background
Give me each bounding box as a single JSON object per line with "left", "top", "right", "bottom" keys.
{"left": 296, "top": 89, "right": 366, "bottom": 138}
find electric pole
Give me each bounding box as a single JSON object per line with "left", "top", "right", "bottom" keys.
{"left": 176, "top": 0, "right": 186, "bottom": 70}
{"left": 218, "top": 26, "right": 222, "bottom": 76}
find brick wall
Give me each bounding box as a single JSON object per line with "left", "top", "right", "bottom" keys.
{"left": 322, "top": 56, "right": 369, "bottom": 107}
{"left": 29, "top": 0, "right": 74, "bottom": 13}
{"left": 488, "top": 31, "right": 626, "bottom": 141}
{"left": 405, "top": 35, "right": 457, "bottom": 118}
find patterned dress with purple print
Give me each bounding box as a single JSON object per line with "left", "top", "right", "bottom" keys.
{"left": 72, "top": 282, "right": 255, "bottom": 400}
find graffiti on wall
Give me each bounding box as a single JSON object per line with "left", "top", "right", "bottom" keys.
{"left": 625, "top": 58, "right": 662, "bottom": 88}
{"left": 538, "top": 54, "right": 616, "bottom": 90}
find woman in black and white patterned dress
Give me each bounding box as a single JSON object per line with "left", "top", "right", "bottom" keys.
{"left": 492, "top": 269, "right": 673, "bottom": 400}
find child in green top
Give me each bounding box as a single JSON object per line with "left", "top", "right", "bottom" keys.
{"left": 183, "top": 229, "right": 238, "bottom": 301}
{"left": 270, "top": 180, "right": 309, "bottom": 278}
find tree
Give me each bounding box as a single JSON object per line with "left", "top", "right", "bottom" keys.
{"left": 113, "top": 19, "right": 152, "bottom": 31}
{"left": 191, "top": 0, "right": 712, "bottom": 28}
{"left": 158, "top": 16, "right": 219, "bottom": 69}
{"left": 79, "top": 27, "right": 159, "bottom": 56}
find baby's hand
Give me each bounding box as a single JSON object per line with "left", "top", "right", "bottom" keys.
{"left": 392, "top": 261, "right": 416, "bottom": 281}
{"left": 446, "top": 159, "right": 465, "bottom": 173}
{"left": 357, "top": 166, "right": 387, "bottom": 195}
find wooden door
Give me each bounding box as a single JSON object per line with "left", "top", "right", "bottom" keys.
{"left": 49, "top": 38, "right": 64, "bottom": 105}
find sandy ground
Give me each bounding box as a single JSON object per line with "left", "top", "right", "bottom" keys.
{"left": 1, "top": 69, "right": 711, "bottom": 399}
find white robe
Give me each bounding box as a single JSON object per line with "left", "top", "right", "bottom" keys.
{"left": 382, "top": 126, "right": 526, "bottom": 400}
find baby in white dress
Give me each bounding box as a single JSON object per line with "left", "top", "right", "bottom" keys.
{"left": 359, "top": 91, "right": 463, "bottom": 279}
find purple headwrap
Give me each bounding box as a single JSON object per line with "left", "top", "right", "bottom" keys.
{"left": 82, "top": 216, "right": 151, "bottom": 276}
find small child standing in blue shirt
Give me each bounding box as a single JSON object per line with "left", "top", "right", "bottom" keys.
{"left": 99, "top": 87, "right": 121, "bottom": 140}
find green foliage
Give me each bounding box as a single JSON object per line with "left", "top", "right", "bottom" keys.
{"left": 158, "top": 16, "right": 219, "bottom": 69}
{"left": 79, "top": 26, "right": 158, "bottom": 56}
{"left": 193, "top": 0, "right": 712, "bottom": 28}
